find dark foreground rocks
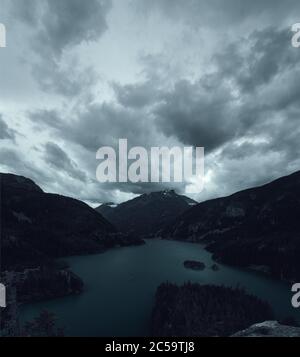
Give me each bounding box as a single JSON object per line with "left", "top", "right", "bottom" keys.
{"left": 232, "top": 321, "right": 300, "bottom": 337}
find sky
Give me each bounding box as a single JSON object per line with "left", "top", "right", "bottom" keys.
{"left": 0, "top": 0, "right": 300, "bottom": 205}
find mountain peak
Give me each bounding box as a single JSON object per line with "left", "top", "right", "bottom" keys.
{"left": 96, "top": 189, "right": 197, "bottom": 237}
{"left": 144, "top": 189, "right": 177, "bottom": 198}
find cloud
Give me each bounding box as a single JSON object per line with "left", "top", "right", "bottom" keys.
{"left": 10, "top": 0, "right": 112, "bottom": 97}
{"left": 29, "top": 109, "right": 64, "bottom": 130}
{"left": 37, "top": 0, "right": 111, "bottom": 58}
{"left": 32, "top": 59, "right": 98, "bottom": 98}
{"left": 0, "top": 148, "right": 21, "bottom": 167}
{"left": 12, "top": 0, "right": 112, "bottom": 58}
{"left": 0, "top": 115, "right": 16, "bottom": 141}
{"left": 27, "top": 23, "right": 300, "bottom": 202}
{"left": 135, "top": 0, "right": 300, "bottom": 28}
{"left": 10, "top": 0, "right": 39, "bottom": 26}
{"left": 43, "top": 142, "right": 87, "bottom": 182}
{"left": 151, "top": 26, "right": 300, "bottom": 155}
{"left": 2, "top": 0, "right": 300, "bottom": 204}
{"left": 113, "top": 81, "right": 160, "bottom": 109}
{"left": 214, "top": 27, "right": 299, "bottom": 93}
{"left": 28, "top": 102, "right": 191, "bottom": 197}
{"left": 30, "top": 101, "right": 163, "bottom": 152}
{"left": 154, "top": 78, "right": 238, "bottom": 151}
{"left": 0, "top": 148, "right": 54, "bottom": 186}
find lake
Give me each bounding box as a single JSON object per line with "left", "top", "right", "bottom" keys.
{"left": 19, "top": 239, "right": 300, "bottom": 336}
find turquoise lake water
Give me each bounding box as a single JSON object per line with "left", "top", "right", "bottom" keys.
{"left": 19, "top": 239, "right": 300, "bottom": 336}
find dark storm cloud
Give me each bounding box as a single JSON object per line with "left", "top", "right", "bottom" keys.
{"left": 33, "top": 61, "right": 98, "bottom": 98}
{"left": 154, "top": 78, "right": 238, "bottom": 151}
{"left": 29, "top": 105, "right": 187, "bottom": 197}
{"left": 34, "top": 0, "right": 111, "bottom": 57}
{"left": 31, "top": 102, "right": 158, "bottom": 153}
{"left": 10, "top": 0, "right": 39, "bottom": 26}
{"left": 252, "top": 111, "right": 300, "bottom": 163}
{"left": 28, "top": 22, "right": 300, "bottom": 201}
{"left": 104, "top": 27, "right": 300, "bottom": 159}
{"left": 0, "top": 115, "right": 16, "bottom": 141}
{"left": 43, "top": 142, "right": 87, "bottom": 182}
{"left": 151, "top": 26, "right": 300, "bottom": 156}
{"left": 215, "top": 27, "right": 299, "bottom": 93}
{"left": 12, "top": 0, "right": 112, "bottom": 58}
{"left": 10, "top": 0, "right": 112, "bottom": 97}
{"left": 113, "top": 81, "right": 160, "bottom": 109}
{"left": 4, "top": 0, "right": 300, "bottom": 203}
{"left": 135, "top": 0, "right": 300, "bottom": 27}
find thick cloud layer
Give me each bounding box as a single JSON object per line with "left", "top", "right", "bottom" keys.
{"left": 8, "top": 0, "right": 111, "bottom": 97}
{"left": 135, "top": 0, "right": 300, "bottom": 28}
{"left": 0, "top": 0, "right": 300, "bottom": 204}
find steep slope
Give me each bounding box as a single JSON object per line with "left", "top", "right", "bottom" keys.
{"left": 96, "top": 190, "right": 197, "bottom": 237}
{"left": 97, "top": 202, "right": 117, "bottom": 217}
{"left": 1, "top": 173, "right": 118, "bottom": 270}
{"left": 162, "top": 171, "right": 300, "bottom": 281}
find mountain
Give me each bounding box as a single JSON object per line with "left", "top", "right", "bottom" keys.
{"left": 96, "top": 190, "right": 197, "bottom": 238}
{"left": 1, "top": 173, "right": 140, "bottom": 271}
{"left": 162, "top": 170, "right": 300, "bottom": 281}
{"left": 97, "top": 202, "right": 117, "bottom": 217}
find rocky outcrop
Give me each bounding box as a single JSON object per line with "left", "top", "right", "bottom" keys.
{"left": 96, "top": 190, "right": 197, "bottom": 238}
{"left": 162, "top": 170, "right": 300, "bottom": 281}
{"left": 232, "top": 321, "right": 300, "bottom": 337}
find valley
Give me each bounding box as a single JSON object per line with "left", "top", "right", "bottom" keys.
{"left": 19, "top": 239, "right": 298, "bottom": 337}
{"left": 2, "top": 170, "right": 300, "bottom": 336}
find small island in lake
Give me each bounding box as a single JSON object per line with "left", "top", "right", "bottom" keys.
{"left": 184, "top": 260, "right": 206, "bottom": 271}
{"left": 211, "top": 264, "right": 220, "bottom": 271}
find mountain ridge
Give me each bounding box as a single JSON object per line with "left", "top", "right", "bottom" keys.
{"left": 1, "top": 173, "right": 141, "bottom": 271}
{"left": 96, "top": 189, "right": 197, "bottom": 238}
{"left": 162, "top": 170, "right": 300, "bottom": 281}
